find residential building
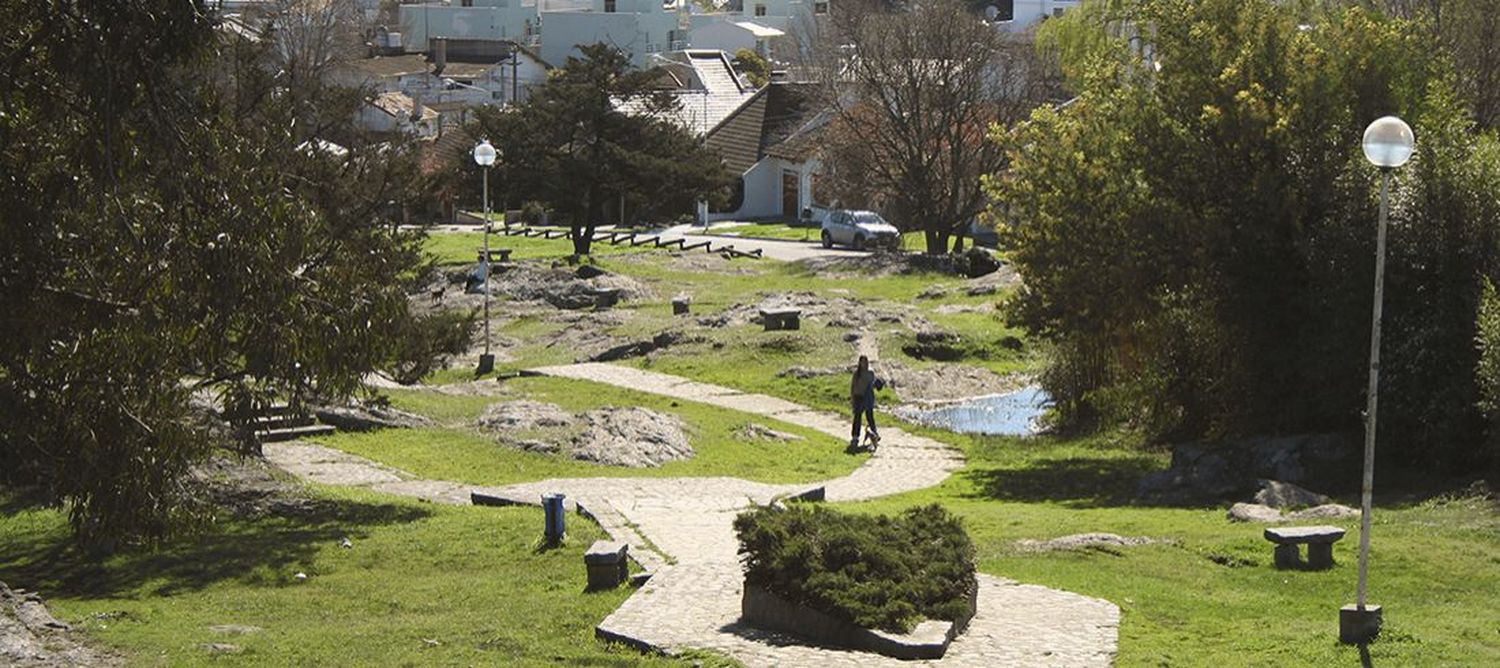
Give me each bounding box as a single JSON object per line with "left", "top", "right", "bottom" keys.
{"left": 690, "top": 0, "right": 827, "bottom": 35}
{"left": 701, "top": 81, "right": 827, "bottom": 221}
{"left": 633, "top": 50, "right": 758, "bottom": 135}
{"left": 399, "top": 0, "right": 541, "bottom": 53}
{"left": 981, "top": 0, "right": 1080, "bottom": 31}
{"left": 688, "top": 20, "right": 783, "bottom": 60}
{"left": 540, "top": 0, "right": 690, "bottom": 69}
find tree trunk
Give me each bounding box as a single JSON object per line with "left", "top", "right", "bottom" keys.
{"left": 952, "top": 233, "right": 966, "bottom": 253}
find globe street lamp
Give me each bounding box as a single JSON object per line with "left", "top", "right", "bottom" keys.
{"left": 1341, "top": 115, "right": 1414, "bottom": 645}
{"left": 474, "top": 139, "right": 498, "bottom": 375}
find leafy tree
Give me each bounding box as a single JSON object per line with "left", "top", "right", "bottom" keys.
{"left": 0, "top": 1, "right": 444, "bottom": 549}
{"left": 462, "top": 44, "right": 730, "bottom": 257}
{"left": 733, "top": 48, "right": 772, "bottom": 88}
{"left": 813, "top": 0, "right": 1057, "bottom": 254}
{"left": 995, "top": 0, "right": 1500, "bottom": 472}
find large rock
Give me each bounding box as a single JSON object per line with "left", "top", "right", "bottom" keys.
{"left": 1254, "top": 479, "right": 1331, "bottom": 508}
{"left": 572, "top": 407, "right": 693, "bottom": 467}
{"left": 1137, "top": 434, "right": 1355, "bottom": 504}
{"left": 314, "top": 404, "right": 434, "bottom": 432}
{"left": 1228, "top": 502, "right": 1361, "bottom": 523}
{"left": 476, "top": 401, "right": 575, "bottom": 431}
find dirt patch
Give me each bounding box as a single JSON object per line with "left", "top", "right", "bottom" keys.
{"left": 189, "top": 454, "right": 317, "bottom": 519}
{"left": 1, "top": 582, "right": 119, "bottom": 667}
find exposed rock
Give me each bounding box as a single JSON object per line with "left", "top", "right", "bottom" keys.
{"left": 587, "top": 331, "right": 701, "bottom": 363}
{"left": 1014, "top": 533, "right": 1160, "bottom": 553}
{"left": 738, "top": 423, "right": 803, "bottom": 442}
{"left": 964, "top": 284, "right": 997, "bottom": 296}
{"left": 961, "top": 247, "right": 1002, "bottom": 278}
{"left": 1227, "top": 503, "right": 1285, "bottom": 523}
{"left": 1137, "top": 434, "right": 1356, "bottom": 505}
{"left": 916, "top": 285, "right": 950, "bottom": 300}
{"left": 2, "top": 581, "right": 117, "bottom": 667}
{"left": 313, "top": 403, "right": 434, "bottom": 432}
{"left": 1254, "top": 479, "right": 1331, "bottom": 509}
{"left": 777, "top": 365, "right": 843, "bottom": 380}
{"left": 1228, "top": 502, "right": 1361, "bottom": 523}
{"left": 903, "top": 329, "right": 964, "bottom": 361}
{"left": 202, "top": 643, "right": 242, "bottom": 654}
{"left": 574, "top": 264, "right": 608, "bottom": 280}
{"left": 572, "top": 408, "right": 693, "bottom": 467}
{"left": 476, "top": 400, "right": 576, "bottom": 432}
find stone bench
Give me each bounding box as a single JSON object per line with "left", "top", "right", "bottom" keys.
{"left": 759, "top": 308, "right": 801, "bottom": 331}
{"left": 476, "top": 248, "right": 513, "bottom": 263}
{"left": 672, "top": 297, "right": 691, "bottom": 316}
{"left": 1264, "top": 525, "right": 1346, "bottom": 570}
{"left": 585, "top": 540, "right": 629, "bottom": 590}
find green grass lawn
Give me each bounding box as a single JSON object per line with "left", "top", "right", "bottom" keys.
{"left": 320, "top": 376, "right": 863, "bottom": 487}
{"left": 839, "top": 431, "right": 1500, "bottom": 666}
{"left": 423, "top": 230, "right": 649, "bottom": 267}
{"left": 0, "top": 486, "right": 723, "bottom": 666}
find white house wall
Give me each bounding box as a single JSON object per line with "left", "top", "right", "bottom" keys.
{"left": 540, "top": 11, "right": 682, "bottom": 68}
{"left": 400, "top": 3, "right": 539, "bottom": 51}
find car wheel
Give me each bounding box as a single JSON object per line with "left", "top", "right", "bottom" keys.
{"left": 854, "top": 235, "right": 866, "bottom": 250}
{"left": 821, "top": 231, "right": 833, "bottom": 249}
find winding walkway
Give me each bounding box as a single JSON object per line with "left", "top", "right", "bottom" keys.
{"left": 264, "top": 363, "right": 1119, "bottom": 666}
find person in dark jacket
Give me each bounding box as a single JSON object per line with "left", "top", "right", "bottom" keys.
{"left": 850, "top": 355, "right": 881, "bottom": 448}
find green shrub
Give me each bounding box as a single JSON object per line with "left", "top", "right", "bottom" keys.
{"left": 733, "top": 504, "right": 976, "bottom": 633}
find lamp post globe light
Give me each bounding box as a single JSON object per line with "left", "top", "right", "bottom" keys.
{"left": 1341, "top": 115, "right": 1414, "bottom": 645}
{"left": 474, "top": 139, "right": 497, "bottom": 375}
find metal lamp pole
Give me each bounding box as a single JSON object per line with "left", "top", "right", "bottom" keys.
{"left": 474, "top": 139, "right": 498, "bottom": 375}
{"left": 1341, "top": 115, "right": 1414, "bottom": 645}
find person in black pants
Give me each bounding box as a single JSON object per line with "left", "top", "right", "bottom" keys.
{"left": 850, "top": 355, "right": 882, "bottom": 448}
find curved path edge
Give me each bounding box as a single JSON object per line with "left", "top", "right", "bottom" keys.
{"left": 264, "top": 363, "right": 1120, "bottom": 666}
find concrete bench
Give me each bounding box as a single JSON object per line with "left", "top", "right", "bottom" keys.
{"left": 584, "top": 540, "right": 629, "bottom": 590}
{"left": 1264, "top": 525, "right": 1346, "bottom": 570}
{"left": 476, "top": 248, "right": 513, "bottom": 263}
{"left": 760, "top": 308, "right": 801, "bottom": 331}
{"left": 672, "top": 297, "right": 691, "bottom": 315}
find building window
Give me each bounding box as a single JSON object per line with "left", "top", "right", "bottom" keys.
{"left": 1053, "top": 7, "right": 1066, "bottom": 17}
{"left": 814, "top": 1, "right": 828, "bottom": 14}
{"left": 754, "top": 4, "right": 767, "bottom": 16}
{"left": 462, "top": 0, "right": 473, "bottom": 6}
{"left": 605, "top": 0, "right": 616, "bottom": 11}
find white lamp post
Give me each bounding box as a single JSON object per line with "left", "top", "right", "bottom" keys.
{"left": 1341, "top": 115, "right": 1414, "bottom": 645}
{"left": 474, "top": 139, "right": 498, "bottom": 375}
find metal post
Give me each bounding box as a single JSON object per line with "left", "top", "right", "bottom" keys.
{"left": 1357, "top": 168, "right": 1391, "bottom": 609}
{"left": 478, "top": 165, "right": 494, "bottom": 375}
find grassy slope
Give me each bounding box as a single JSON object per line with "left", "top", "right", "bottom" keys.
{"left": 0, "top": 487, "right": 713, "bottom": 666}
{"left": 840, "top": 433, "right": 1500, "bottom": 666}
{"left": 318, "top": 376, "right": 863, "bottom": 486}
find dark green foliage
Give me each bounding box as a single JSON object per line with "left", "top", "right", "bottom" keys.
{"left": 733, "top": 504, "right": 976, "bottom": 634}
{"left": 386, "top": 309, "right": 477, "bottom": 385}
{"left": 998, "top": 0, "right": 1500, "bottom": 471}
{"left": 460, "top": 44, "right": 730, "bottom": 257}
{"left": 0, "top": 2, "right": 438, "bottom": 548}
{"left": 732, "top": 49, "right": 771, "bottom": 88}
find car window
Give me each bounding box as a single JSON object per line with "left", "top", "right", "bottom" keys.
{"left": 853, "top": 212, "right": 885, "bottom": 225}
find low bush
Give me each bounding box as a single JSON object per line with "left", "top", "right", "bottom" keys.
{"left": 733, "top": 504, "right": 976, "bottom": 633}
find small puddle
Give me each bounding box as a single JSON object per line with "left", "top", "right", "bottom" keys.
{"left": 899, "top": 385, "right": 1051, "bottom": 436}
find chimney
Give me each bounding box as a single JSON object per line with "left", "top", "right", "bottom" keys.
{"left": 432, "top": 37, "right": 448, "bottom": 77}
{"left": 410, "top": 91, "right": 424, "bottom": 123}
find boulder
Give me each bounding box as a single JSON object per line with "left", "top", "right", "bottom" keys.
{"left": 1227, "top": 503, "right": 1286, "bottom": 523}
{"left": 1254, "top": 479, "right": 1331, "bottom": 508}
{"left": 575, "top": 264, "right": 608, "bottom": 280}
{"left": 961, "top": 247, "right": 1001, "bottom": 278}
{"left": 313, "top": 404, "right": 434, "bottom": 432}
{"left": 1137, "top": 434, "right": 1356, "bottom": 504}
{"left": 572, "top": 408, "right": 693, "bottom": 467}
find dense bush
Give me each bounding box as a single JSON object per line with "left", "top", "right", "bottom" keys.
{"left": 998, "top": 0, "right": 1500, "bottom": 472}
{"left": 733, "top": 504, "right": 976, "bottom": 634}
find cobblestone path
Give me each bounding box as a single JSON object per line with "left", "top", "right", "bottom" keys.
{"left": 264, "top": 363, "right": 1120, "bottom": 666}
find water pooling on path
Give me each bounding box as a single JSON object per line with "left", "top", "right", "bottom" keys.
{"left": 900, "top": 385, "right": 1052, "bottom": 436}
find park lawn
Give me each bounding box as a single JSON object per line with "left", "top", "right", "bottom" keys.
{"left": 319, "top": 376, "right": 863, "bottom": 487}
{"left": 699, "top": 222, "right": 820, "bottom": 242}
{"left": 0, "top": 486, "right": 730, "bottom": 667}
{"left": 422, "top": 230, "right": 648, "bottom": 267}
{"left": 838, "top": 431, "right": 1500, "bottom": 666}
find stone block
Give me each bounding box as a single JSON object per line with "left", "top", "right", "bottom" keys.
{"left": 1339, "top": 604, "right": 1382, "bottom": 644}
{"left": 585, "top": 540, "right": 629, "bottom": 590}
{"left": 672, "top": 298, "right": 691, "bottom": 315}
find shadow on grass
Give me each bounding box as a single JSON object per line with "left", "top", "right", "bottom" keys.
{"left": 960, "top": 455, "right": 1164, "bottom": 508}
{"left": 0, "top": 498, "right": 431, "bottom": 600}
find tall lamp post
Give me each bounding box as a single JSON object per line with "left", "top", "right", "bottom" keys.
{"left": 474, "top": 139, "right": 498, "bottom": 375}
{"left": 1341, "top": 115, "right": 1414, "bottom": 645}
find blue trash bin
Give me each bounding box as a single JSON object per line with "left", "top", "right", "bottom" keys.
{"left": 542, "top": 493, "right": 566, "bottom": 542}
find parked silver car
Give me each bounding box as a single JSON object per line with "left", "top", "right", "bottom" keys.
{"left": 820, "top": 210, "right": 901, "bottom": 250}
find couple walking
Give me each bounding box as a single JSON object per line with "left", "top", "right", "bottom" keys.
{"left": 850, "top": 355, "right": 883, "bottom": 449}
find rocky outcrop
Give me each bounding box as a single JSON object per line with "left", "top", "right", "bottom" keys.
{"left": 2, "top": 581, "right": 116, "bottom": 666}
{"left": 573, "top": 408, "right": 693, "bottom": 467}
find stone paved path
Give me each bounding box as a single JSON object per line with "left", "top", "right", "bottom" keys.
{"left": 263, "top": 363, "right": 1119, "bottom": 666}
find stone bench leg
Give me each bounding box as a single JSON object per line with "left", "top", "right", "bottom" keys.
{"left": 1273, "top": 544, "right": 1302, "bottom": 570}
{"left": 1306, "top": 543, "right": 1335, "bottom": 570}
